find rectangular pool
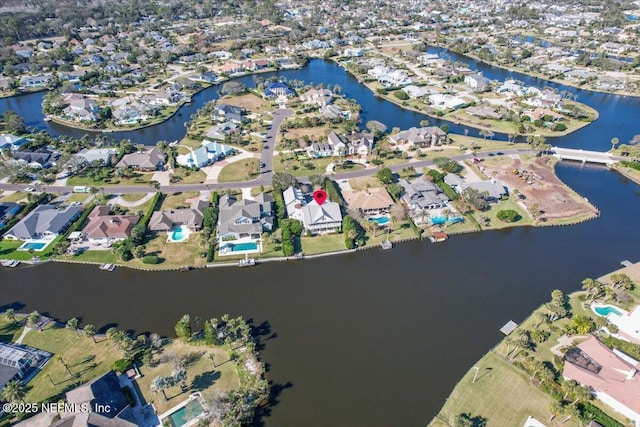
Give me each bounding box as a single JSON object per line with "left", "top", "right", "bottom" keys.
{"left": 168, "top": 399, "right": 203, "bottom": 427}
{"left": 232, "top": 242, "right": 258, "bottom": 252}
{"left": 18, "top": 241, "right": 49, "bottom": 251}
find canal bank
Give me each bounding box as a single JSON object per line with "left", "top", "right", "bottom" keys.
{"left": 1, "top": 163, "right": 639, "bottom": 427}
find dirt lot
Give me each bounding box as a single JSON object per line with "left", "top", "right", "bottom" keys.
{"left": 480, "top": 156, "right": 599, "bottom": 222}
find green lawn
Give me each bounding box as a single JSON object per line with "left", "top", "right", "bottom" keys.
{"left": 70, "top": 249, "right": 118, "bottom": 264}
{"left": 67, "top": 173, "right": 153, "bottom": 186}
{"left": 432, "top": 351, "right": 581, "bottom": 427}
{"left": 19, "top": 322, "right": 123, "bottom": 404}
{"left": 218, "top": 159, "right": 259, "bottom": 182}
{"left": 479, "top": 198, "right": 533, "bottom": 230}
{"left": 161, "top": 191, "right": 201, "bottom": 210}
{"left": 0, "top": 235, "right": 63, "bottom": 261}
{"left": 301, "top": 233, "right": 346, "bottom": 255}
{"left": 0, "top": 317, "right": 25, "bottom": 344}
{"left": 0, "top": 192, "right": 29, "bottom": 203}
{"left": 64, "top": 193, "right": 91, "bottom": 204}
{"left": 136, "top": 339, "right": 239, "bottom": 415}
{"left": 273, "top": 154, "right": 334, "bottom": 177}
{"left": 119, "top": 193, "right": 148, "bottom": 203}
{"left": 362, "top": 220, "right": 417, "bottom": 245}
{"left": 171, "top": 169, "right": 206, "bottom": 184}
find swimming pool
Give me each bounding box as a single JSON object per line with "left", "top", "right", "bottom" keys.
{"left": 232, "top": 242, "right": 258, "bottom": 252}
{"left": 168, "top": 225, "right": 189, "bottom": 242}
{"left": 18, "top": 241, "right": 50, "bottom": 251}
{"left": 430, "top": 216, "right": 463, "bottom": 225}
{"left": 167, "top": 399, "right": 203, "bottom": 427}
{"left": 368, "top": 216, "right": 390, "bottom": 225}
{"left": 593, "top": 305, "right": 623, "bottom": 317}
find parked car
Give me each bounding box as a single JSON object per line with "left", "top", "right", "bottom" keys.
{"left": 24, "top": 187, "right": 35, "bottom": 192}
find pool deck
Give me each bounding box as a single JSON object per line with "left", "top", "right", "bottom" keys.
{"left": 592, "top": 303, "right": 640, "bottom": 344}
{"left": 158, "top": 393, "right": 207, "bottom": 427}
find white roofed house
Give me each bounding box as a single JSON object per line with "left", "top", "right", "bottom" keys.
{"left": 389, "top": 127, "right": 447, "bottom": 147}
{"left": 300, "top": 88, "right": 333, "bottom": 107}
{"left": 302, "top": 199, "right": 342, "bottom": 234}
{"left": 399, "top": 178, "right": 450, "bottom": 225}
{"left": 464, "top": 73, "right": 491, "bottom": 92}
{"left": 74, "top": 148, "right": 117, "bottom": 166}
{"left": 444, "top": 174, "right": 508, "bottom": 202}
{"left": 328, "top": 131, "right": 347, "bottom": 157}
{"left": 282, "top": 186, "right": 306, "bottom": 221}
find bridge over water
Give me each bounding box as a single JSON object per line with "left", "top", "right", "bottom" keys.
{"left": 551, "top": 147, "right": 623, "bottom": 165}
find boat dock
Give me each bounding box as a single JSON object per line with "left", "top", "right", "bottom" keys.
{"left": 500, "top": 320, "right": 519, "bottom": 336}
{"left": 238, "top": 258, "right": 256, "bottom": 267}
{"left": 99, "top": 263, "right": 116, "bottom": 271}
{"left": 380, "top": 240, "right": 393, "bottom": 250}
{"left": 621, "top": 260, "right": 633, "bottom": 267}
{"left": 429, "top": 231, "right": 448, "bottom": 243}
{"left": 1, "top": 260, "right": 20, "bottom": 268}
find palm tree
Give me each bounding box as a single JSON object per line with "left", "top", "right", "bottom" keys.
{"left": 562, "top": 380, "right": 579, "bottom": 401}
{"left": 66, "top": 318, "right": 79, "bottom": 336}
{"left": 83, "top": 324, "right": 97, "bottom": 343}
{"left": 549, "top": 401, "right": 564, "bottom": 421}
{"left": 503, "top": 335, "right": 513, "bottom": 356}
{"left": 5, "top": 308, "right": 16, "bottom": 323}
{"left": 26, "top": 311, "right": 42, "bottom": 331}
{"left": 1, "top": 380, "right": 26, "bottom": 403}
{"left": 571, "top": 385, "right": 592, "bottom": 406}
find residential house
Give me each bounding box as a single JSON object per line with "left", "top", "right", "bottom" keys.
{"left": 343, "top": 188, "right": 394, "bottom": 217}
{"left": 562, "top": 336, "right": 640, "bottom": 425}
{"left": 82, "top": 205, "right": 139, "bottom": 243}
{"left": 319, "top": 104, "right": 348, "bottom": 120}
{"left": 389, "top": 127, "right": 447, "bottom": 147}
{"left": 0, "top": 342, "right": 48, "bottom": 389}
{"left": 282, "top": 186, "right": 306, "bottom": 222}
{"left": 301, "top": 199, "right": 342, "bottom": 233}
{"left": 3, "top": 204, "right": 82, "bottom": 241}
{"left": 428, "top": 93, "right": 466, "bottom": 110}
{"left": 189, "top": 71, "right": 218, "bottom": 83}
{"left": 217, "top": 193, "right": 274, "bottom": 245}
{"left": 0, "top": 134, "right": 28, "bottom": 151}
{"left": 115, "top": 147, "right": 165, "bottom": 171}
{"left": 219, "top": 62, "right": 244, "bottom": 75}
{"left": 212, "top": 104, "right": 246, "bottom": 123}
{"left": 445, "top": 174, "right": 507, "bottom": 202}
{"left": 328, "top": 132, "right": 347, "bottom": 156}
{"left": 307, "top": 140, "right": 336, "bottom": 158}
{"left": 464, "top": 74, "right": 491, "bottom": 91}
{"left": 378, "top": 69, "right": 411, "bottom": 87}
{"left": 149, "top": 199, "right": 209, "bottom": 232}
{"left": 13, "top": 150, "right": 58, "bottom": 168}
{"left": 75, "top": 148, "right": 117, "bottom": 166}
{"left": 19, "top": 75, "right": 53, "bottom": 88}
{"left": 63, "top": 97, "right": 100, "bottom": 122}
{"left": 300, "top": 88, "right": 333, "bottom": 106}
{"left": 343, "top": 131, "right": 374, "bottom": 156}
{"left": 399, "top": 178, "right": 450, "bottom": 224}
{"left": 205, "top": 121, "right": 241, "bottom": 141}
{"left": 59, "top": 370, "right": 136, "bottom": 426}
{"left": 403, "top": 85, "right": 432, "bottom": 99}
{"left": 0, "top": 202, "right": 20, "bottom": 227}
{"left": 264, "top": 82, "right": 295, "bottom": 98}
{"left": 176, "top": 140, "right": 233, "bottom": 168}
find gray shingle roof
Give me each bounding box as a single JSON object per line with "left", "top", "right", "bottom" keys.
{"left": 4, "top": 204, "right": 81, "bottom": 240}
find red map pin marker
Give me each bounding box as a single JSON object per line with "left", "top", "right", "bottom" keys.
{"left": 312, "top": 189, "right": 328, "bottom": 205}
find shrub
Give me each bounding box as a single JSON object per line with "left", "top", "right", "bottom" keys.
{"left": 496, "top": 210, "right": 521, "bottom": 223}
{"left": 393, "top": 90, "right": 409, "bottom": 100}
{"left": 112, "top": 358, "right": 133, "bottom": 373}
{"left": 554, "top": 123, "right": 567, "bottom": 131}
{"left": 142, "top": 255, "right": 160, "bottom": 264}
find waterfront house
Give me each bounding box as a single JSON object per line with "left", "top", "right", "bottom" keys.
{"left": 445, "top": 174, "right": 507, "bottom": 202}
{"left": 3, "top": 204, "right": 82, "bottom": 241}
{"left": 0, "top": 134, "right": 28, "bottom": 151}
{"left": 13, "top": 150, "right": 58, "bottom": 169}
{"left": 176, "top": 140, "right": 233, "bottom": 168}
{"left": 319, "top": 104, "right": 348, "bottom": 120}
{"left": 217, "top": 193, "right": 274, "bottom": 245}
{"left": 115, "top": 147, "right": 166, "bottom": 171}
{"left": 282, "top": 186, "right": 307, "bottom": 222}
{"left": 205, "top": 121, "right": 241, "bottom": 141}
{"left": 389, "top": 126, "right": 447, "bottom": 147}
{"left": 403, "top": 85, "right": 432, "bottom": 99}
{"left": 19, "top": 74, "right": 53, "bottom": 88}
{"left": 149, "top": 199, "right": 209, "bottom": 232}
{"left": 264, "top": 82, "right": 295, "bottom": 98}
{"left": 212, "top": 104, "right": 246, "bottom": 124}
{"left": 343, "top": 188, "right": 394, "bottom": 217}
{"left": 82, "top": 205, "right": 139, "bottom": 243}
{"left": 62, "top": 97, "right": 100, "bottom": 122}
{"left": 562, "top": 336, "right": 640, "bottom": 425}
{"left": 301, "top": 199, "right": 342, "bottom": 234}
{"left": 62, "top": 370, "right": 135, "bottom": 426}
{"left": 428, "top": 93, "right": 466, "bottom": 110}
{"left": 343, "top": 131, "right": 374, "bottom": 156}
{"left": 399, "top": 178, "right": 450, "bottom": 224}
{"left": 300, "top": 88, "right": 333, "bottom": 106}
{"left": 464, "top": 73, "right": 491, "bottom": 92}
{"left": 0, "top": 342, "right": 48, "bottom": 389}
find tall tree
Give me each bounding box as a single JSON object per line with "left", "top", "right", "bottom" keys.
{"left": 1, "top": 380, "right": 26, "bottom": 403}
{"left": 66, "top": 318, "right": 80, "bottom": 336}
{"left": 83, "top": 324, "right": 97, "bottom": 343}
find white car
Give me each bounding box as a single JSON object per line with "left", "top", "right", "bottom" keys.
{"left": 24, "top": 187, "right": 35, "bottom": 192}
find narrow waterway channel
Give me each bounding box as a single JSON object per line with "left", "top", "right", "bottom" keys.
{"left": 1, "top": 163, "right": 639, "bottom": 426}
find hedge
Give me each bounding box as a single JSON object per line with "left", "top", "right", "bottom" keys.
{"left": 142, "top": 255, "right": 160, "bottom": 264}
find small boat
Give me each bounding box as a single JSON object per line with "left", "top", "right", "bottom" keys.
{"left": 43, "top": 116, "right": 52, "bottom": 122}
{"left": 238, "top": 258, "right": 256, "bottom": 267}
{"left": 99, "top": 263, "right": 116, "bottom": 271}
{"left": 1, "top": 260, "right": 20, "bottom": 268}
{"left": 380, "top": 240, "right": 393, "bottom": 250}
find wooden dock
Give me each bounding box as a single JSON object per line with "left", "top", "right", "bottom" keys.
{"left": 621, "top": 260, "right": 633, "bottom": 267}
{"left": 500, "top": 320, "right": 518, "bottom": 336}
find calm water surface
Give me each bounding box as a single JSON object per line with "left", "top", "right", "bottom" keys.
{"left": 1, "top": 164, "right": 639, "bottom": 426}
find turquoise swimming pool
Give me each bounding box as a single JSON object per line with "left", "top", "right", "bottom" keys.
{"left": 368, "top": 216, "right": 390, "bottom": 225}
{"left": 167, "top": 399, "right": 203, "bottom": 427}
{"left": 431, "top": 216, "right": 463, "bottom": 225}
{"left": 18, "top": 241, "right": 49, "bottom": 251}
{"left": 232, "top": 242, "right": 258, "bottom": 252}
{"left": 593, "top": 305, "right": 623, "bottom": 317}
{"left": 169, "top": 225, "right": 189, "bottom": 242}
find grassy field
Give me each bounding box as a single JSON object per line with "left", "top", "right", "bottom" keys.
{"left": 136, "top": 339, "right": 239, "bottom": 414}
{"left": 348, "top": 176, "right": 381, "bottom": 191}
{"left": 0, "top": 192, "right": 29, "bottom": 203}
{"left": 161, "top": 192, "right": 201, "bottom": 210}
{"left": 479, "top": 198, "right": 534, "bottom": 230}
{"left": 432, "top": 351, "right": 581, "bottom": 427}
{"left": 301, "top": 233, "right": 346, "bottom": 255}
{"left": 273, "top": 154, "right": 334, "bottom": 177}
{"left": 218, "top": 159, "right": 259, "bottom": 182}
{"left": 119, "top": 193, "right": 149, "bottom": 203}
{"left": 64, "top": 193, "right": 91, "bottom": 204}
{"left": 362, "top": 220, "right": 417, "bottom": 245}
{"left": 71, "top": 249, "right": 118, "bottom": 264}
{"left": 67, "top": 173, "right": 153, "bottom": 186}
{"left": 220, "top": 93, "right": 272, "bottom": 114}
{"left": 171, "top": 169, "right": 206, "bottom": 184}
{"left": 18, "top": 322, "right": 122, "bottom": 404}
